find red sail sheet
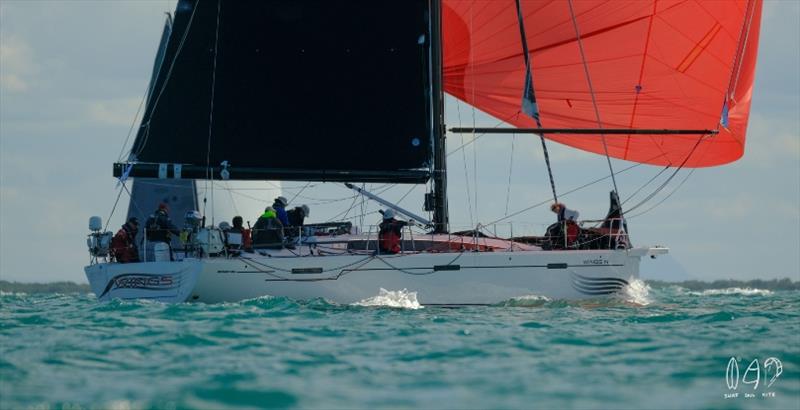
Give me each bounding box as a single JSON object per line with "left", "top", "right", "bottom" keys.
{"left": 443, "top": 0, "right": 762, "bottom": 167}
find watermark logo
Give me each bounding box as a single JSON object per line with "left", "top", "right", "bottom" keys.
{"left": 724, "top": 357, "right": 783, "bottom": 400}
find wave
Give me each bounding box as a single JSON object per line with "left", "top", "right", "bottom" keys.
{"left": 497, "top": 295, "right": 551, "bottom": 307}
{"left": 688, "top": 287, "right": 774, "bottom": 296}
{"left": 619, "top": 278, "right": 652, "bottom": 306}
{"left": 645, "top": 278, "right": 799, "bottom": 291}
{"left": 352, "top": 288, "right": 422, "bottom": 309}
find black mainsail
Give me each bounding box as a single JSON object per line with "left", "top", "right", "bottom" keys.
{"left": 121, "top": 0, "right": 435, "bottom": 183}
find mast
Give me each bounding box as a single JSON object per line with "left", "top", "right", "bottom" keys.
{"left": 430, "top": 0, "right": 449, "bottom": 233}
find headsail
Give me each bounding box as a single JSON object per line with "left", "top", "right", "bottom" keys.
{"left": 443, "top": 0, "right": 763, "bottom": 167}
{"left": 124, "top": 0, "right": 434, "bottom": 183}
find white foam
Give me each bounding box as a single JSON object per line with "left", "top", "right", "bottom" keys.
{"left": 512, "top": 295, "right": 551, "bottom": 302}
{"left": 500, "top": 294, "right": 551, "bottom": 307}
{"left": 690, "top": 288, "right": 774, "bottom": 296}
{"left": 620, "top": 278, "right": 652, "bottom": 306}
{"left": 353, "top": 288, "right": 422, "bottom": 309}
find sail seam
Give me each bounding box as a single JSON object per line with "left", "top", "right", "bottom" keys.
{"left": 624, "top": 0, "right": 658, "bottom": 161}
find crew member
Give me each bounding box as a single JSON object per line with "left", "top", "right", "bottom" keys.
{"left": 273, "top": 196, "right": 290, "bottom": 227}
{"left": 111, "top": 217, "right": 140, "bottom": 263}
{"left": 145, "top": 203, "right": 181, "bottom": 259}
{"left": 551, "top": 202, "right": 579, "bottom": 223}
{"left": 286, "top": 204, "right": 310, "bottom": 237}
{"left": 549, "top": 202, "right": 580, "bottom": 248}
{"left": 253, "top": 207, "right": 284, "bottom": 249}
{"left": 231, "top": 215, "right": 252, "bottom": 251}
{"left": 378, "top": 209, "right": 408, "bottom": 254}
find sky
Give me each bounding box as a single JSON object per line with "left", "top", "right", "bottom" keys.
{"left": 1, "top": 0, "right": 798, "bottom": 284}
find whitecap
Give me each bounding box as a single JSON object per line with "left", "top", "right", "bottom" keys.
{"left": 619, "top": 278, "right": 652, "bottom": 306}
{"left": 512, "top": 295, "right": 551, "bottom": 302}
{"left": 690, "top": 288, "right": 773, "bottom": 296}
{"left": 353, "top": 288, "right": 422, "bottom": 309}
{"left": 0, "top": 290, "right": 27, "bottom": 296}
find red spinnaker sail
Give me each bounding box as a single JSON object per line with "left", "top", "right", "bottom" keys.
{"left": 443, "top": 0, "right": 762, "bottom": 167}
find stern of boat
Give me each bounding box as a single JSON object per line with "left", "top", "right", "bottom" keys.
{"left": 84, "top": 259, "right": 202, "bottom": 303}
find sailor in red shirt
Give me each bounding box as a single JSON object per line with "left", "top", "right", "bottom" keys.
{"left": 378, "top": 210, "right": 408, "bottom": 254}
{"left": 111, "top": 217, "right": 140, "bottom": 263}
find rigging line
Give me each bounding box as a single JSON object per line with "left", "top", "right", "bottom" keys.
{"left": 116, "top": 84, "right": 149, "bottom": 162}
{"left": 446, "top": 112, "right": 519, "bottom": 156}
{"left": 567, "top": 0, "right": 621, "bottom": 209}
{"left": 469, "top": 7, "right": 479, "bottom": 226}
{"left": 333, "top": 185, "right": 419, "bottom": 224}
{"left": 326, "top": 193, "right": 361, "bottom": 223}
{"left": 120, "top": 182, "right": 149, "bottom": 223}
{"left": 223, "top": 181, "right": 240, "bottom": 216}
{"left": 374, "top": 251, "right": 465, "bottom": 276}
{"left": 484, "top": 158, "right": 653, "bottom": 227}
{"left": 360, "top": 183, "right": 368, "bottom": 232}
{"left": 103, "top": 185, "right": 127, "bottom": 233}
{"left": 396, "top": 184, "right": 418, "bottom": 205}
{"left": 624, "top": 134, "right": 705, "bottom": 214}
{"left": 339, "top": 210, "right": 381, "bottom": 222}
{"left": 504, "top": 132, "right": 516, "bottom": 216}
{"left": 515, "top": 0, "right": 559, "bottom": 205}
{"left": 204, "top": 0, "right": 222, "bottom": 227}
{"left": 133, "top": 1, "right": 200, "bottom": 157}
{"left": 287, "top": 181, "right": 312, "bottom": 204}
{"left": 223, "top": 188, "right": 356, "bottom": 207}
{"left": 241, "top": 254, "right": 375, "bottom": 275}
{"left": 627, "top": 168, "right": 696, "bottom": 219}
{"left": 455, "top": 100, "right": 474, "bottom": 226}
{"left": 628, "top": 130, "right": 715, "bottom": 219}
{"left": 201, "top": 185, "right": 321, "bottom": 192}
{"left": 621, "top": 165, "right": 671, "bottom": 206}
{"left": 473, "top": 122, "right": 478, "bottom": 225}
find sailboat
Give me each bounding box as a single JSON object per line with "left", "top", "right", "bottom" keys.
{"left": 85, "top": 0, "right": 762, "bottom": 304}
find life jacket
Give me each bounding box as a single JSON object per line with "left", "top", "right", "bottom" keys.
{"left": 379, "top": 230, "right": 401, "bottom": 254}
{"left": 378, "top": 220, "right": 404, "bottom": 254}
{"left": 242, "top": 228, "right": 252, "bottom": 249}
{"left": 565, "top": 221, "right": 579, "bottom": 246}
{"left": 111, "top": 227, "right": 138, "bottom": 263}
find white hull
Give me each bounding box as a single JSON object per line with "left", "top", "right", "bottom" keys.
{"left": 85, "top": 246, "right": 667, "bottom": 305}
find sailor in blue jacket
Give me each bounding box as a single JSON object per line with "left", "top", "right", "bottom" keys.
{"left": 273, "top": 196, "right": 290, "bottom": 227}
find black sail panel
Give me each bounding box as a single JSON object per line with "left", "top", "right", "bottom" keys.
{"left": 143, "top": 13, "right": 173, "bottom": 113}
{"left": 128, "top": 0, "right": 433, "bottom": 183}
{"left": 127, "top": 12, "right": 198, "bottom": 249}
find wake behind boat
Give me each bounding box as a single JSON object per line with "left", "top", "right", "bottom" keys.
{"left": 84, "top": 0, "right": 761, "bottom": 304}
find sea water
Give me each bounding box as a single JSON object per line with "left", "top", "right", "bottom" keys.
{"left": 1, "top": 283, "right": 798, "bottom": 409}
